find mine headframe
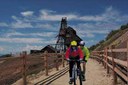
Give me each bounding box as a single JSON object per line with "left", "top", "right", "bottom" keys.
{"left": 55, "top": 17, "right": 67, "bottom": 53}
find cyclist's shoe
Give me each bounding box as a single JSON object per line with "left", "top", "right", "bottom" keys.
{"left": 82, "top": 75, "right": 86, "bottom": 81}
{"left": 69, "top": 79, "right": 73, "bottom": 84}
{"left": 69, "top": 81, "right": 72, "bottom": 84}
{"left": 82, "top": 77, "right": 86, "bottom": 81}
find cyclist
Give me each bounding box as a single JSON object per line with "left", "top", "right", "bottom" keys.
{"left": 65, "top": 40, "right": 83, "bottom": 84}
{"left": 79, "top": 41, "right": 90, "bottom": 81}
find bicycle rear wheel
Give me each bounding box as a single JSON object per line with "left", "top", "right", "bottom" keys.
{"left": 78, "top": 68, "right": 83, "bottom": 85}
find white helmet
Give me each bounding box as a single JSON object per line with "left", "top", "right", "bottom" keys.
{"left": 79, "top": 41, "right": 85, "bottom": 46}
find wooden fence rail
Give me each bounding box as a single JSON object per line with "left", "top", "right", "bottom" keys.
{"left": 91, "top": 42, "right": 128, "bottom": 85}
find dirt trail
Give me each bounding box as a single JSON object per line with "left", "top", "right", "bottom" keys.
{"left": 51, "top": 59, "right": 113, "bottom": 85}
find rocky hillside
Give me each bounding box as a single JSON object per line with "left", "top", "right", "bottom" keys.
{"left": 89, "top": 24, "right": 128, "bottom": 60}
{"left": 89, "top": 24, "right": 128, "bottom": 51}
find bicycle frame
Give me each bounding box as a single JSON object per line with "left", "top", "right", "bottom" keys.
{"left": 71, "top": 60, "right": 83, "bottom": 85}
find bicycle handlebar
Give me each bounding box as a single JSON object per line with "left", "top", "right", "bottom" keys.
{"left": 67, "top": 59, "right": 83, "bottom": 63}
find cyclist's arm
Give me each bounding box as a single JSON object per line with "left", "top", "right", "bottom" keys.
{"left": 65, "top": 48, "right": 70, "bottom": 59}
{"left": 84, "top": 47, "right": 90, "bottom": 61}
{"left": 78, "top": 48, "right": 84, "bottom": 60}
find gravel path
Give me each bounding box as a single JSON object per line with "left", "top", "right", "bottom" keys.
{"left": 51, "top": 59, "right": 113, "bottom": 85}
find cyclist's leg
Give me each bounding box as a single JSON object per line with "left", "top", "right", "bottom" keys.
{"left": 69, "top": 61, "right": 74, "bottom": 78}
{"left": 83, "top": 62, "right": 86, "bottom": 74}
{"left": 82, "top": 62, "right": 86, "bottom": 81}
{"left": 82, "top": 56, "right": 86, "bottom": 74}
{"left": 81, "top": 56, "right": 86, "bottom": 81}
{"left": 69, "top": 61, "right": 74, "bottom": 84}
{"left": 77, "top": 60, "right": 81, "bottom": 69}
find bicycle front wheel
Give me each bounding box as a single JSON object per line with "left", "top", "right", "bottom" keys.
{"left": 73, "top": 69, "right": 76, "bottom": 85}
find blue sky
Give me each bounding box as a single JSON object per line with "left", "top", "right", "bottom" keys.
{"left": 0, "top": 0, "right": 128, "bottom": 54}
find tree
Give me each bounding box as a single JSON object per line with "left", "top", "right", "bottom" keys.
{"left": 120, "top": 24, "right": 128, "bottom": 30}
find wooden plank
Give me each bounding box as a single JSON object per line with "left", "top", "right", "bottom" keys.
{"left": 108, "top": 48, "right": 127, "bottom": 52}
{"left": 107, "top": 63, "right": 113, "bottom": 69}
{"left": 114, "top": 67, "right": 128, "bottom": 82}
{"left": 106, "top": 55, "right": 127, "bottom": 67}
{"left": 0, "top": 56, "right": 20, "bottom": 61}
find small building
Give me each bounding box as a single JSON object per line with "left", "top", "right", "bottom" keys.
{"left": 30, "top": 50, "right": 41, "bottom": 54}
{"left": 41, "top": 45, "right": 57, "bottom": 53}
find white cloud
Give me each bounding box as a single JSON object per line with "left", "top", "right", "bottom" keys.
{"left": 0, "top": 37, "right": 56, "bottom": 45}
{"left": 5, "top": 31, "right": 56, "bottom": 37}
{"left": 85, "top": 30, "right": 109, "bottom": 34}
{"left": 12, "top": 16, "right": 20, "bottom": 22}
{"left": 7, "top": 7, "right": 128, "bottom": 30}
{"left": 0, "top": 22, "right": 8, "bottom": 27}
{"left": 0, "top": 47, "right": 4, "bottom": 51}
{"left": 39, "top": 9, "right": 77, "bottom": 21}
{"left": 38, "top": 7, "right": 128, "bottom": 23}
{"left": 21, "top": 11, "right": 34, "bottom": 17}
{"left": 79, "top": 16, "right": 104, "bottom": 22}
{"left": 0, "top": 38, "right": 43, "bottom": 44}
{"left": 11, "top": 21, "right": 33, "bottom": 28}
{"left": 22, "top": 44, "right": 42, "bottom": 52}
{"left": 73, "top": 24, "right": 109, "bottom": 38}
{"left": 6, "top": 32, "right": 25, "bottom": 37}
{"left": 78, "top": 6, "right": 128, "bottom": 22}
{"left": 11, "top": 16, "right": 33, "bottom": 28}
{"left": 77, "top": 30, "right": 95, "bottom": 38}
{"left": 43, "top": 39, "right": 56, "bottom": 44}
{"left": 84, "top": 40, "right": 96, "bottom": 44}
{"left": 35, "top": 23, "right": 53, "bottom": 29}
{"left": 86, "top": 33, "right": 95, "bottom": 38}
{"left": 29, "top": 32, "right": 56, "bottom": 37}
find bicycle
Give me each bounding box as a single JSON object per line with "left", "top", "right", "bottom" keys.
{"left": 68, "top": 59, "right": 83, "bottom": 85}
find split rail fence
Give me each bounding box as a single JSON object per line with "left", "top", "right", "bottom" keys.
{"left": 0, "top": 51, "right": 66, "bottom": 85}
{"left": 91, "top": 42, "right": 128, "bottom": 85}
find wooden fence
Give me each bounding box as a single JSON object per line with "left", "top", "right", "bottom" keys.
{"left": 0, "top": 51, "right": 66, "bottom": 85}
{"left": 91, "top": 42, "right": 128, "bottom": 85}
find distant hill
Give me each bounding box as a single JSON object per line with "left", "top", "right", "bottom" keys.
{"left": 0, "top": 54, "right": 12, "bottom": 58}
{"left": 89, "top": 23, "right": 128, "bottom": 51}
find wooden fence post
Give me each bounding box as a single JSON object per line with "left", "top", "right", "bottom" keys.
{"left": 98, "top": 51, "right": 100, "bottom": 64}
{"left": 22, "top": 51, "right": 27, "bottom": 85}
{"left": 104, "top": 49, "right": 106, "bottom": 69}
{"left": 55, "top": 52, "right": 59, "bottom": 71}
{"left": 99, "top": 51, "right": 102, "bottom": 64}
{"left": 101, "top": 51, "right": 104, "bottom": 66}
{"left": 62, "top": 53, "right": 65, "bottom": 67}
{"left": 44, "top": 51, "right": 48, "bottom": 76}
{"left": 111, "top": 45, "right": 117, "bottom": 85}
{"left": 106, "top": 47, "right": 109, "bottom": 74}
{"left": 127, "top": 41, "right": 128, "bottom": 83}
